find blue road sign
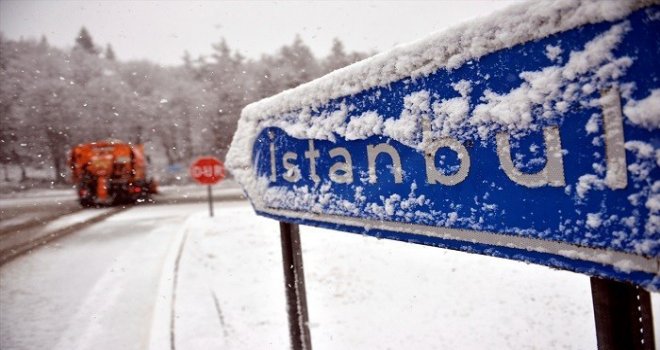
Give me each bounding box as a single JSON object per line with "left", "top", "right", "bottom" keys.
{"left": 228, "top": 2, "right": 660, "bottom": 289}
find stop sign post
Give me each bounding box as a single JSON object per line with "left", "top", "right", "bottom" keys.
{"left": 190, "top": 156, "right": 225, "bottom": 217}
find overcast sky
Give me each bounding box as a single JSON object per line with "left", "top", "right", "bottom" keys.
{"left": 1, "top": 0, "right": 517, "bottom": 66}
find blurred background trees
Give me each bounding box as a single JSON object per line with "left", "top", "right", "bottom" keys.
{"left": 0, "top": 28, "right": 368, "bottom": 186}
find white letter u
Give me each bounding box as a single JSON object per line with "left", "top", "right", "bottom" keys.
{"left": 496, "top": 126, "right": 565, "bottom": 188}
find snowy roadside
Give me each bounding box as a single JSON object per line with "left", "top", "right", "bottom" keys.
{"left": 156, "top": 179, "right": 242, "bottom": 200}
{"left": 0, "top": 208, "right": 115, "bottom": 252}
{"left": 0, "top": 179, "right": 241, "bottom": 207}
{"left": 0, "top": 180, "right": 243, "bottom": 230}
{"left": 153, "top": 201, "right": 660, "bottom": 349}
{"left": 149, "top": 201, "right": 289, "bottom": 349}
{"left": 0, "top": 203, "right": 208, "bottom": 350}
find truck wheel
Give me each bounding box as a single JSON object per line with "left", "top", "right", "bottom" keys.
{"left": 79, "top": 198, "right": 94, "bottom": 207}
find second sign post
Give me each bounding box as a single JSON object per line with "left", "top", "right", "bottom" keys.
{"left": 190, "top": 156, "right": 225, "bottom": 217}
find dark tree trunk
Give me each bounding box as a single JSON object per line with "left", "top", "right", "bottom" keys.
{"left": 135, "top": 125, "right": 143, "bottom": 145}
{"left": 160, "top": 128, "right": 179, "bottom": 166}
{"left": 45, "top": 128, "right": 67, "bottom": 184}
{"left": 19, "top": 162, "right": 27, "bottom": 182}
{"left": 3, "top": 163, "right": 10, "bottom": 182}
{"left": 184, "top": 116, "right": 194, "bottom": 159}
{"left": 53, "top": 153, "right": 64, "bottom": 184}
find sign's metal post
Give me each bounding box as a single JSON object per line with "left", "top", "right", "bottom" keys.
{"left": 590, "top": 277, "right": 655, "bottom": 350}
{"left": 279, "top": 222, "right": 312, "bottom": 350}
{"left": 190, "top": 156, "right": 224, "bottom": 217}
{"left": 207, "top": 185, "right": 214, "bottom": 217}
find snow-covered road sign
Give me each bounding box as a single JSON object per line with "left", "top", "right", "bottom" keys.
{"left": 228, "top": 1, "right": 660, "bottom": 289}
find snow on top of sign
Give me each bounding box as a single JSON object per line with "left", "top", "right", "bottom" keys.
{"left": 228, "top": 0, "right": 653, "bottom": 175}
{"left": 229, "top": 12, "right": 647, "bottom": 173}
{"left": 471, "top": 20, "right": 632, "bottom": 131}
{"left": 232, "top": 22, "right": 638, "bottom": 200}
{"left": 239, "top": 0, "right": 652, "bottom": 120}
{"left": 226, "top": 0, "right": 660, "bottom": 264}
{"left": 623, "top": 89, "right": 660, "bottom": 130}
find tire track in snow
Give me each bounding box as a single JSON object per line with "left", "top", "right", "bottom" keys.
{"left": 0, "top": 206, "right": 83, "bottom": 237}
{"left": 210, "top": 289, "right": 230, "bottom": 339}
{"left": 161, "top": 211, "right": 236, "bottom": 350}
{"left": 170, "top": 229, "right": 189, "bottom": 350}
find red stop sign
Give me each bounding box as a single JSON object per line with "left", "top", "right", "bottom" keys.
{"left": 190, "top": 156, "right": 225, "bottom": 185}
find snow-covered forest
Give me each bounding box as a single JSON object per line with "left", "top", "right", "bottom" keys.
{"left": 0, "top": 27, "right": 368, "bottom": 187}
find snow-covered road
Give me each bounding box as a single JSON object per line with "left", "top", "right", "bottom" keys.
{"left": 1, "top": 200, "right": 659, "bottom": 349}
{"left": 0, "top": 203, "right": 206, "bottom": 350}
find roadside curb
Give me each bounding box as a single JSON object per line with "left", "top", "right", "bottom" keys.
{"left": 146, "top": 214, "right": 194, "bottom": 350}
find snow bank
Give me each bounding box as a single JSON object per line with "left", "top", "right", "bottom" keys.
{"left": 171, "top": 203, "right": 602, "bottom": 349}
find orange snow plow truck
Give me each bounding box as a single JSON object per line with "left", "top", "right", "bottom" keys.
{"left": 69, "top": 140, "right": 157, "bottom": 206}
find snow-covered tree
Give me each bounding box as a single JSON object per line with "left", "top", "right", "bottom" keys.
{"left": 276, "top": 35, "right": 321, "bottom": 89}
{"left": 0, "top": 28, "right": 363, "bottom": 185}
{"left": 105, "top": 44, "right": 116, "bottom": 61}
{"left": 75, "top": 27, "right": 99, "bottom": 55}
{"left": 322, "top": 38, "right": 369, "bottom": 74}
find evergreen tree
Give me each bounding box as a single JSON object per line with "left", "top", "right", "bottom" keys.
{"left": 182, "top": 50, "right": 192, "bottom": 69}
{"left": 38, "top": 35, "right": 49, "bottom": 50}
{"left": 0, "top": 29, "right": 367, "bottom": 185}
{"left": 105, "top": 44, "right": 116, "bottom": 60}
{"left": 211, "top": 38, "right": 231, "bottom": 63}
{"left": 75, "top": 27, "right": 98, "bottom": 54}
{"left": 277, "top": 35, "right": 321, "bottom": 89}
{"left": 206, "top": 38, "right": 245, "bottom": 158}
{"left": 323, "top": 38, "right": 347, "bottom": 72}
{"left": 323, "top": 38, "right": 368, "bottom": 73}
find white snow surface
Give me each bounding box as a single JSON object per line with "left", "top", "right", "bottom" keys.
{"left": 343, "top": 111, "right": 384, "bottom": 140}
{"left": 147, "top": 203, "right": 617, "bottom": 349}
{"left": 624, "top": 89, "right": 660, "bottom": 130}
{"left": 3, "top": 201, "right": 660, "bottom": 349}
{"left": 469, "top": 21, "right": 633, "bottom": 139}
{"left": 0, "top": 203, "right": 207, "bottom": 350}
